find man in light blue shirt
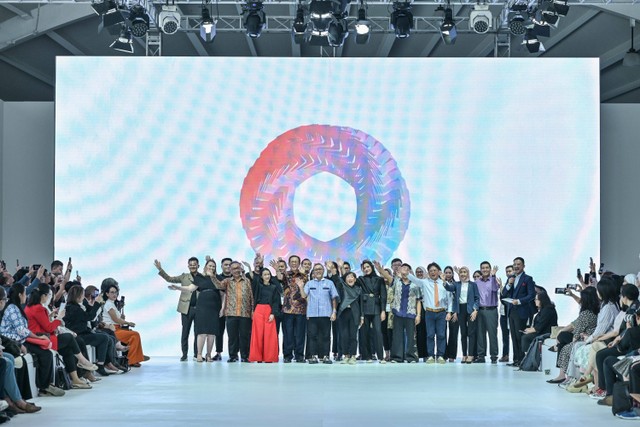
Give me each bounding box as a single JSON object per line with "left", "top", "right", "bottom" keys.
{"left": 297, "top": 263, "right": 339, "bottom": 364}
{"left": 408, "top": 262, "right": 453, "bottom": 364}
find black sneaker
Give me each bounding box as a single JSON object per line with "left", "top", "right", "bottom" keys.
{"left": 180, "top": 355, "right": 187, "bottom": 362}
{"left": 474, "top": 357, "right": 486, "bottom": 364}
{"left": 212, "top": 353, "right": 222, "bottom": 361}
{"left": 296, "top": 357, "right": 306, "bottom": 363}
{"left": 491, "top": 357, "right": 498, "bottom": 364}
{"left": 227, "top": 357, "right": 238, "bottom": 363}
{"left": 283, "top": 357, "right": 292, "bottom": 363}
{"left": 322, "top": 356, "right": 333, "bottom": 364}
{"left": 308, "top": 356, "right": 319, "bottom": 364}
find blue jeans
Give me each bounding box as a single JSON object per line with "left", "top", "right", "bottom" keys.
{"left": 282, "top": 313, "right": 307, "bottom": 360}
{"left": 2, "top": 354, "right": 23, "bottom": 401}
{"left": 425, "top": 310, "right": 447, "bottom": 358}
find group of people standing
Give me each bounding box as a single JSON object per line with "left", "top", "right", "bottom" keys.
{"left": 157, "top": 254, "right": 546, "bottom": 366}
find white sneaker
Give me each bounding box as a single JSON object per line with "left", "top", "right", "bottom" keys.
{"left": 0, "top": 400, "right": 8, "bottom": 411}
{"left": 426, "top": 357, "right": 435, "bottom": 364}
{"left": 437, "top": 357, "right": 446, "bottom": 364}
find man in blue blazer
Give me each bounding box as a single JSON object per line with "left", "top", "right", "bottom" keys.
{"left": 501, "top": 257, "right": 536, "bottom": 366}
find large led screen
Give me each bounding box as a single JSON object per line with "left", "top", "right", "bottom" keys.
{"left": 56, "top": 57, "right": 600, "bottom": 356}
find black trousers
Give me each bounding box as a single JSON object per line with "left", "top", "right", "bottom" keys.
{"left": 456, "top": 305, "right": 477, "bottom": 357}
{"left": 415, "top": 308, "right": 427, "bottom": 358}
{"left": 282, "top": 313, "right": 306, "bottom": 360}
{"left": 445, "top": 315, "right": 459, "bottom": 359}
{"left": 360, "top": 313, "right": 384, "bottom": 360}
{"left": 226, "top": 316, "right": 251, "bottom": 359}
{"left": 181, "top": 305, "right": 197, "bottom": 357}
{"left": 391, "top": 316, "right": 418, "bottom": 362}
{"left": 332, "top": 320, "right": 340, "bottom": 355}
{"left": 603, "top": 355, "right": 622, "bottom": 395}
{"left": 508, "top": 310, "right": 527, "bottom": 362}
{"left": 307, "top": 317, "right": 331, "bottom": 358}
{"left": 339, "top": 309, "right": 358, "bottom": 356}
{"left": 57, "top": 332, "right": 81, "bottom": 374}
{"left": 25, "top": 342, "right": 53, "bottom": 390}
{"left": 631, "top": 363, "right": 640, "bottom": 394}
{"left": 95, "top": 328, "right": 118, "bottom": 364}
{"left": 500, "top": 314, "right": 510, "bottom": 357}
{"left": 80, "top": 331, "right": 111, "bottom": 364}
{"left": 596, "top": 346, "right": 623, "bottom": 389}
{"left": 216, "top": 316, "right": 226, "bottom": 353}
{"left": 381, "top": 313, "right": 391, "bottom": 351}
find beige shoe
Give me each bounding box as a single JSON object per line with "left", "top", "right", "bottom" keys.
{"left": 347, "top": 356, "right": 357, "bottom": 365}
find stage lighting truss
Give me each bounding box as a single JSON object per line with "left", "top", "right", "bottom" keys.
{"left": 159, "top": 4, "right": 182, "bottom": 35}
{"left": 243, "top": 1, "right": 266, "bottom": 38}
{"left": 390, "top": 1, "right": 413, "bottom": 39}
{"left": 469, "top": 2, "right": 492, "bottom": 34}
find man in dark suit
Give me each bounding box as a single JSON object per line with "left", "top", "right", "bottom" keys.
{"left": 502, "top": 257, "right": 536, "bottom": 366}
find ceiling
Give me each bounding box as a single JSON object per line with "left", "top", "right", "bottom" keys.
{"left": 0, "top": 1, "right": 639, "bottom": 102}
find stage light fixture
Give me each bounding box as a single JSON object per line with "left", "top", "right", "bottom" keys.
{"left": 508, "top": 13, "right": 527, "bottom": 36}
{"left": 623, "top": 19, "right": 640, "bottom": 67}
{"left": 309, "top": 1, "right": 335, "bottom": 36}
{"left": 128, "top": 4, "right": 150, "bottom": 38}
{"left": 531, "top": 18, "right": 550, "bottom": 38}
{"left": 327, "top": 15, "right": 348, "bottom": 47}
{"left": 243, "top": 2, "right": 266, "bottom": 38}
{"left": 552, "top": 0, "right": 569, "bottom": 17}
{"left": 110, "top": 24, "right": 134, "bottom": 53}
{"left": 440, "top": 6, "right": 457, "bottom": 45}
{"left": 390, "top": 2, "right": 413, "bottom": 39}
{"left": 292, "top": 5, "right": 307, "bottom": 44}
{"left": 200, "top": 7, "right": 216, "bottom": 43}
{"left": 98, "top": 4, "right": 128, "bottom": 34}
{"left": 158, "top": 5, "right": 181, "bottom": 35}
{"left": 523, "top": 28, "right": 544, "bottom": 53}
{"left": 354, "top": 5, "right": 371, "bottom": 45}
{"left": 541, "top": 8, "right": 559, "bottom": 27}
{"left": 469, "top": 3, "right": 492, "bottom": 34}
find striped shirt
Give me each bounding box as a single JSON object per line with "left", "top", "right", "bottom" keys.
{"left": 585, "top": 302, "right": 620, "bottom": 343}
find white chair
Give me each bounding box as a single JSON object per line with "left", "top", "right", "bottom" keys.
{"left": 22, "top": 353, "right": 39, "bottom": 399}
{"left": 541, "top": 338, "right": 559, "bottom": 377}
{"left": 86, "top": 345, "right": 97, "bottom": 363}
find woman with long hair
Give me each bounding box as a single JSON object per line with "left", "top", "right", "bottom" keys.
{"left": 520, "top": 291, "right": 558, "bottom": 354}
{"left": 0, "top": 283, "right": 65, "bottom": 396}
{"left": 547, "top": 286, "right": 600, "bottom": 384}
{"left": 168, "top": 260, "right": 222, "bottom": 362}
{"left": 249, "top": 268, "right": 280, "bottom": 362}
{"left": 356, "top": 260, "right": 387, "bottom": 363}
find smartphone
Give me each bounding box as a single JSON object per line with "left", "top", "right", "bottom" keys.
{"left": 598, "top": 262, "right": 604, "bottom": 275}
{"left": 32, "top": 264, "right": 41, "bottom": 270}
{"left": 566, "top": 284, "right": 578, "bottom": 290}
{"left": 584, "top": 273, "right": 590, "bottom": 283}
{"left": 577, "top": 268, "right": 581, "bottom": 278}
{"left": 555, "top": 288, "right": 566, "bottom": 294}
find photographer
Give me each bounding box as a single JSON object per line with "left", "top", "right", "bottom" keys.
{"left": 100, "top": 279, "right": 147, "bottom": 367}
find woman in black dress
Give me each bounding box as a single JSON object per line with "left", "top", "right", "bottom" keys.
{"left": 168, "top": 259, "right": 222, "bottom": 362}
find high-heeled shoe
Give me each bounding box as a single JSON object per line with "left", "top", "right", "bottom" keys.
{"left": 206, "top": 355, "right": 213, "bottom": 362}
{"left": 196, "top": 355, "right": 204, "bottom": 363}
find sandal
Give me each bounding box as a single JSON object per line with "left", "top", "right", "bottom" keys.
{"left": 71, "top": 382, "right": 92, "bottom": 389}
{"left": 574, "top": 374, "right": 593, "bottom": 388}
{"left": 206, "top": 355, "right": 213, "bottom": 362}
{"left": 197, "top": 356, "right": 204, "bottom": 363}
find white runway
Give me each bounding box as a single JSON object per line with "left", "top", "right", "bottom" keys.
{"left": 11, "top": 357, "right": 617, "bottom": 426}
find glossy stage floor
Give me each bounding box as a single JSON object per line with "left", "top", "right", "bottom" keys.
{"left": 10, "top": 356, "right": 617, "bottom": 426}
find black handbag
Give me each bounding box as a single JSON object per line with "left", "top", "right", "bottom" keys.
{"left": 0, "top": 335, "right": 22, "bottom": 357}
{"left": 54, "top": 354, "right": 72, "bottom": 390}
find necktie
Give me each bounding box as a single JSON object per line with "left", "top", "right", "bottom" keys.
{"left": 434, "top": 281, "right": 440, "bottom": 308}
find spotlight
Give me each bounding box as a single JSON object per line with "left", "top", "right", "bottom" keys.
{"left": 390, "top": 2, "right": 413, "bottom": 39}
{"left": 531, "top": 18, "right": 550, "bottom": 38}
{"left": 292, "top": 5, "right": 307, "bottom": 44}
{"left": 624, "top": 19, "right": 640, "bottom": 67}
{"left": 508, "top": 13, "right": 527, "bottom": 36}
{"left": 200, "top": 7, "right": 216, "bottom": 43}
{"left": 354, "top": 6, "right": 370, "bottom": 45}
{"left": 440, "top": 6, "right": 457, "bottom": 45}
{"left": 98, "top": 4, "right": 128, "bottom": 34}
{"left": 552, "top": 0, "right": 569, "bottom": 17}
{"left": 128, "top": 4, "right": 150, "bottom": 38}
{"left": 469, "top": 3, "right": 492, "bottom": 34}
{"left": 523, "top": 28, "right": 544, "bottom": 53}
{"left": 327, "top": 15, "right": 348, "bottom": 47}
{"left": 158, "top": 5, "right": 181, "bottom": 35}
{"left": 243, "top": 2, "right": 266, "bottom": 38}
{"left": 309, "top": 1, "right": 335, "bottom": 36}
{"left": 110, "top": 24, "right": 133, "bottom": 53}
{"left": 541, "top": 8, "right": 559, "bottom": 27}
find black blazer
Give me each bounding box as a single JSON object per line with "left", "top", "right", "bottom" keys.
{"left": 532, "top": 305, "right": 558, "bottom": 334}
{"left": 63, "top": 301, "right": 101, "bottom": 334}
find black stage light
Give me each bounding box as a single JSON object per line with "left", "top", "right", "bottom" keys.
{"left": 390, "top": 2, "right": 413, "bottom": 39}
{"left": 110, "top": 24, "right": 134, "bottom": 53}
{"left": 440, "top": 7, "right": 457, "bottom": 45}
